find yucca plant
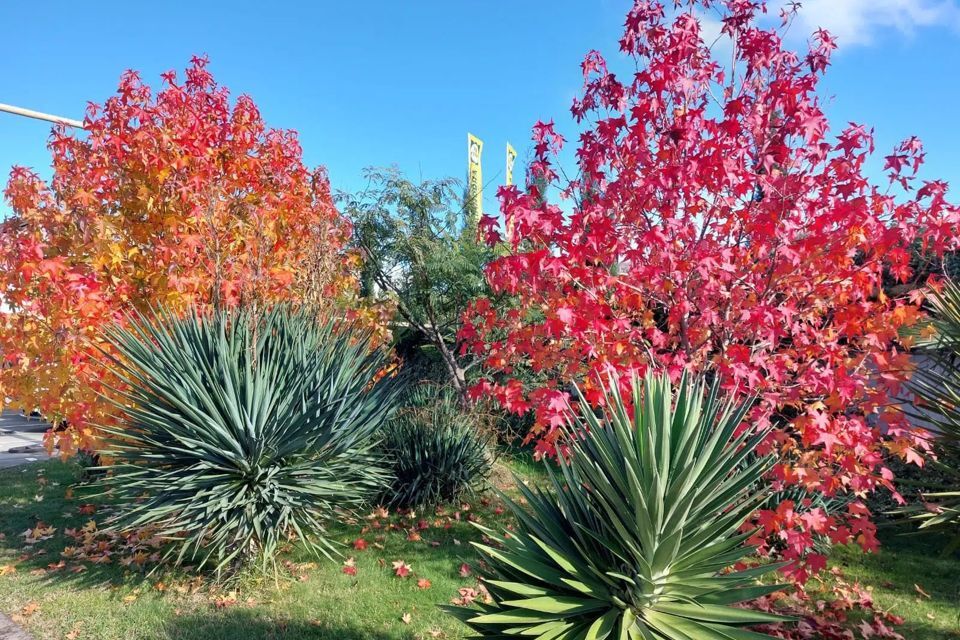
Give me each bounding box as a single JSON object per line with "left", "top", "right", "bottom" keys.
{"left": 445, "top": 373, "right": 793, "bottom": 639}
{"left": 93, "top": 306, "right": 403, "bottom": 574}
{"left": 896, "top": 278, "right": 960, "bottom": 553}
{"left": 378, "top": 385, "right": 492, "bottom": 509}
{"left": 767, "top": 485, "right": 853, "bottom": 556}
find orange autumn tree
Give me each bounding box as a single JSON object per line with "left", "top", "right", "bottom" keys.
{"left": 0, "top": 57, "right": 377, "bottom": 454}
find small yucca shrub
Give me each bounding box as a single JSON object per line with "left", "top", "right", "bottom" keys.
{"left": 94, "top": 306, "right": 402, "bottom": 573}
{"left": 378, "top": 386, "right": 491, "bottom": 509}
{"left": 445, "top": 373, "right": 793, "bottom": 639}
{"left": 896, "top": 278, "right": 960, "bottom": 553}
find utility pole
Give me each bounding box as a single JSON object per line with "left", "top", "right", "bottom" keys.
{"left": 0, "top": 103, "right": 83, "bottom": 128}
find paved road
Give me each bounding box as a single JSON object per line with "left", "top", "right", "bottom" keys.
{"left": 0, "top": 613, "right": 33, "bottom": 640}
{"left": 0, "top": 410, "right": 50, "bottom": 470}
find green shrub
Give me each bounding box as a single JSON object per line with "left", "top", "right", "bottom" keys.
{"left": 378, "top": 386, "right": 491, "bottom": 509}
{"left": 94, "top": 306, "right": 402, "bottom": 574}
{"left": 445, "top": 373, "right": 793, "bottom": 639}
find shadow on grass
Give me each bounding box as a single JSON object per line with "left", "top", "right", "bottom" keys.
{"left": 164, "top": 607, "right": 403, "bottom": 640}
{"left": 1, "top": 459, "right": 506, "bottom": 593}
{"left": 828, "top": 528, "right": 960, "bottom": 639}
{"left": 833, "top": 530, "right": 960, "bottom": 608}
{"left": 0, "top": 460, "right": 180, "bottom": 590}
{"left": 889, "top": 608, "right": 960, "bottom": 640}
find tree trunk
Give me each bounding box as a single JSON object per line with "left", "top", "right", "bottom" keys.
{"left": 434, "top": 333, "right": 470, "bottom": 408}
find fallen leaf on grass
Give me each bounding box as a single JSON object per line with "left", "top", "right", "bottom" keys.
{"left": 914, "top": 584, "right": 931, "bottom": 599}
{"left": 477, "top": 582, "right": 493, "bottom": 604}
{"left": 368, "top": 506, "right": 389, "bottom": 519}
{"left": 0, "top": 564, "right": 16, "bottom": 576}
{"left": 212, "top": 591, "right": 238, "bottom": 608}
{"left": 401, "top": 612, "right": 412, "bottom": 624}
{"left": 392, "top": 560, "right": 412, "bottom": 578}
{"left": 458, "top": 563, "right": 472, "bottom": 578}
{"left": 451, "top": 587, "right": 479, "bottom": 606}
{"left": 22, "top": 523, "right": 56, "bottom": 544}
{"left": 417, "top": 578, "right": 432, "bottom": 590}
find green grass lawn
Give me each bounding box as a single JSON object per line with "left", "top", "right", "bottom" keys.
{"left": 1, "top": 459, "right": 959, "bottom": 640}
{"left": 830, "top": 531, "right": 960, "bottom": 639}
{"left": 0, "top": 458, "right": 541, "bottom": 640}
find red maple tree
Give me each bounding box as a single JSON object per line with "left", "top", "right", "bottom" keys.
{"left": 461, "top": 0, "right": 959, "bottom": 581}
{"left": 0, "top": 57, "right": 383, "bottom": 455}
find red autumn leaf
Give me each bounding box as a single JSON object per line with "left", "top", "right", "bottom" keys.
{"left": 416, "top": 578, "right": 432, "bottom": 590}
{"left": 451, "top": 587, "right": 479, "bottom": 606}
{"left": 392, "top": 560, "right": 412, "bottom": 578}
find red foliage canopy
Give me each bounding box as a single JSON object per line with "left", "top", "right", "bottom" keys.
{"left": 461, "top": 0, "right": 959, "bottom": 580}
{"left": 0, "top": 57, "right": 378, "bottom": 454}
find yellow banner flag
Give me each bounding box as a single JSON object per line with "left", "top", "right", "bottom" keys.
{"left": 505, "top": 142, "right": 518, "bottom": 243}
{"left": 467, "top": 133, "right": 483, "bottom": 224}
{"left": 506, "top": 142, "right": 517, "bottom": 186}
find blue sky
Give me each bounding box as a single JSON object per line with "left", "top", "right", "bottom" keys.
{"left": 2, "top": 0, "right": 960, "bottom": 218}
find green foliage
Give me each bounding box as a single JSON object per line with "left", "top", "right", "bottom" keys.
{"left": 946, "top": 251, "right": 960, "bottom": 281}
{"left": 445, "top": 373, "right": 794, "bottom": 639}
{"left": 378, "top": 386, "right": 492, "bottom": 509}
{"left": 897, "top": 278, "right": 960, "bottom": 553}
{"left": 341, "top": 167, "right": 496, "bottom": 397}
{"left": 93, "top": 306, "right": 402, "bottom": 574}
{"left": 342, "top": 168, "right": 490, "bottom": 329}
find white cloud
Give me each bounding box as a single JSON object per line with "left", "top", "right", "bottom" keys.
{"left": 783, "top": 0, "right": 960, "bottom": 46}
{"left": 699, "top": 13, "right": 735, "bottom": 60}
